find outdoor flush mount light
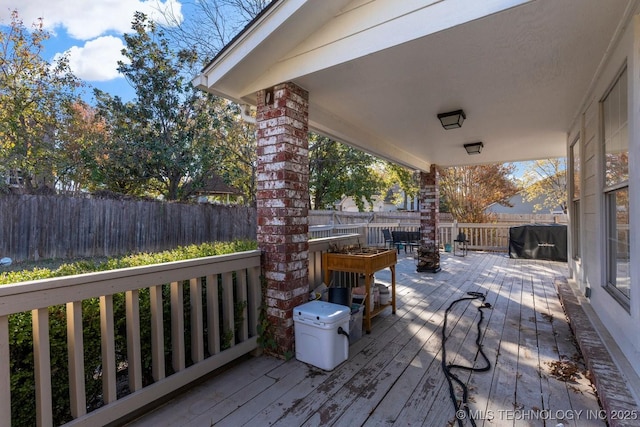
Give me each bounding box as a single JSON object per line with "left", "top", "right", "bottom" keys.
{"left": 437, "top": 109, "right": 466, "bottom": 129}
{"left": 464, "top": 142, "right": 484, "bottom": 155}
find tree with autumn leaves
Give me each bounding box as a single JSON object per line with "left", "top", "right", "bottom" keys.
{"left": 438, "top": 164, "right": 520, "bottom": 223}
{"left": 519, "top": 158, "right": 567, "bottom": 214}
{"left": 0, "top": 10, "right": 85, "bottom": 193}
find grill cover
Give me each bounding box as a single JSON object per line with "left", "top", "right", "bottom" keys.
{"left": 508, "top": 224, "right": 567, "bottom": 262}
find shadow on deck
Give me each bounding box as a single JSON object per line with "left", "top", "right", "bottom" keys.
{"left": 126, "top": 252, "right": 632, "bottom": 427}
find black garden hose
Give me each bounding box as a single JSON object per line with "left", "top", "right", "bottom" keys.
{"left": 441, "top": 291, "right": 492, "bottom": 427}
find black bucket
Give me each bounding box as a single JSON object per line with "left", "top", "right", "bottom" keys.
{"left": 328, "top": 287, "right": 350, "bottom": 307}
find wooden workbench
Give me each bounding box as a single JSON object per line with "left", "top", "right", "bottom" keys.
{"left": 322, "top": 249, "right": 396, "bottom": 333}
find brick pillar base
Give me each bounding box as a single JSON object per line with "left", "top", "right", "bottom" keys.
{"left": 256, "top": 82, "right": 309, "bottom": 357}
{"left": 417, "top": 165, "right": 441, "bottom": 273}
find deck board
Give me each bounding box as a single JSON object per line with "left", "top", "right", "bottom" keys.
{"left": 127, "top": 252, "right": 604, "bottom": 427}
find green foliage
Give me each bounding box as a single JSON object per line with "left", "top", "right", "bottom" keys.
{"left": 0, "top": 10, "right": 84, "bottom": 193}
{"left": 383, "top": 163, "right": 419, "bottom": 209}
{"left": 2, "top": 240, "right": 257, "bottom": 427}
{"left": 0, "top": 240, "right": 257, "bottom": 285}
{"left": 256, "top": 275, "right": 277, "bottom": 353}
{"left": 93, "top": 12, "right": 227, "bottom": 200}
{"left": 206, "top": 102, "right": 257, "bottom": 205}
{"left": 309, "top": 134, "right": 386, "bottom": 211}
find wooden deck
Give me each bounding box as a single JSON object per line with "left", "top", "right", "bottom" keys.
{"left": 126, "top": 252, "right": 604, "bottom": 427}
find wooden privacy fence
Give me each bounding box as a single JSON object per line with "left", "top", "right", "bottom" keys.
{"left": 0, "top": 195, "right": 256, "bottom": 262}
{"left": 1, "top": 196, "right": 565, "bottom": 262}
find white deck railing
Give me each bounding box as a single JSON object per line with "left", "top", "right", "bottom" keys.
{"left": 312, "top": 222, "right": 513, "bottom": 252}
{"left": 0, "top": 225, "right": 512, "bottom": 426}
{"left": 0, "top": 234, "right": 364, "bottom": 427}
{"left": 0, "top": 251, "right": 263, "bottom": 427}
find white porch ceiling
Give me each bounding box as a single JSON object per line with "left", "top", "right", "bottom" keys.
{"left": 195, "top": 0, "right": 636, "bottom": 171}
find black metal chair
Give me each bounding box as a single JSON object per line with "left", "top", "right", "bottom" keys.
{"left": 453, "top": 232, "right": 469, "bottom": 256}
{"left": 382, "top": 229, "right": 393, "bottom": 249}
{"left": 407, "top": 231, "right": 421, "bottom": 252}
{"left": 391, "top": 230, "right": 407, "bottom": 253}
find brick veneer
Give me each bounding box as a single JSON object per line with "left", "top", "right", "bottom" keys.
{"left": 256, "top": 82, "right": 310, "bottom": 357}
{"left": 556, "top": 278, "right": 640, "bottom": 427}
{"left": 418, "top": 165, "right": 439, "bottom": 248}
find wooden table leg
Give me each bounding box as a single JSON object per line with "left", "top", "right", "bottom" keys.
{"left": 365, "top": 273, "right": 373, "bottom": 333}
{"left": 390, "top": 265, "right": 396, "bottom": 314}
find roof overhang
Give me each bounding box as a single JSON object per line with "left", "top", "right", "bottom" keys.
{"left": 194, "top": 0, "right": 639, "bottom": 171}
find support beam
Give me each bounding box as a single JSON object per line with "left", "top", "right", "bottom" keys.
{"left": 256, "top": 82, "right": 310, "bottom": 357}
{"left": 417, "top": 165, "right": 441, "bottom": 273}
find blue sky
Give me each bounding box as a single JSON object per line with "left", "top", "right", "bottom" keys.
{"left": 0, "top": 0, "right": 187, "bottom": 104}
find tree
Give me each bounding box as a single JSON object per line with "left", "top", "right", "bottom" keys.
{"left": 161, "top": 0, "right": 271, "bottom": 63}
{"left": 207, "top": 102, "right": 257, "bottom": 205}
{"left": 0, "top": 10, "right": 82, "bottom": 193}
{"left": 438, "top": 164, "right": 519, "bottom": 222}
{"left": 519, "top": 158, "right": 567, "bottom": 213}
{"left": 54, "top": 101, "right": 108, "bottom": 193}
{"left": 383, "top": 163, "right": 420, "bottom": 210}
{"left": 94, "top": 12, "right": 223, "bottom": 200}
{"left": 309, "top": 134, "right": 385, "bottom": 211}
{"left": 160, "top": 1, "right": 410, "bottom": 209}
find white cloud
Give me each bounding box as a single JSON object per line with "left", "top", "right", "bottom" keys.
{"left": 57, "top": 36, "right": 130, "bottom": 82}
{"left": 0, "top": 0, "right": 183, "bottom": 40}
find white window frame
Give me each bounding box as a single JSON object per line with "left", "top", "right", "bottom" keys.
{"left": 570, "top": 136, "right": 581, "bottom": 260}
{"left": 601, "top": 64, "right": 630, "bottom": 308}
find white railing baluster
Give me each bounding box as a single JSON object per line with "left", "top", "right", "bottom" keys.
{"left": 0, "top": 315, "right": 11, "bottom": 427}
{"left": 206, "top": 274, "right": 220, "bottom": 355}
{"left": 0, "top": 248, "right": 360, "bottom": 425}
{"left": 33, "top": 308, "right": 52, "bottom": 427}
{"left": 67, "top": 301, "right": 86, "bottom": 418}
{"left": 247, "top": 266, "right": 261, "bottom": 337}
{"left": 149, "top": 285, "right": 165, "bottom": 381}
{"left": 125, "top": 290, "right": 142, "bottom": 392}
{"left": 221, "top": 272, "right": 235, "bottom": 348}
{"left": 170, "top": 281, "right": 185, "bottom": 371}
{"left": 190, "top": 278, "right": 204, "bottom": 363}
{"left": 236, "top": 270, "right": 249, "bottom": 342}
{"left": 100, "top": 295, "right": 117, "bottom": 404}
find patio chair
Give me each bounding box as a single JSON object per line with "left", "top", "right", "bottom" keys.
{"left": 382, "top": 228, "right": 393, "bottom": 249}
{"left": 391, "top": 230, "right": 409, "bottom": 253}
{"left": 453, "top": 232, "right": 469, "bottom": 256}
{"left": 407, "top": 231, "right": 421, "bottom": 252}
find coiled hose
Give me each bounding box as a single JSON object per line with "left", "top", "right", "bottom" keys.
{"left": 441, "top": 291, "right": 492, "bottom": 427}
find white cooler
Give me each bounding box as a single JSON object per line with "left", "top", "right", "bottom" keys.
{"left": 294, "top": 301, "right": 351, "bottom": 370}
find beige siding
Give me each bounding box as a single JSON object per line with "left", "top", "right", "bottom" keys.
{"left": 568, "top": 8, "right": 640, "bottom": 380}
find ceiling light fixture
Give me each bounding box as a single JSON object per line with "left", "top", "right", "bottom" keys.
{"left": 437, "top": 109, "right": 466, "bottom": 129}
{"left": 464, "top": 142, "right": 483, "bottom": 155}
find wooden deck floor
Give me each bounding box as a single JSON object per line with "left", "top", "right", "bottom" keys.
{"left": 127, "top": 252, "right": 604, "bottom": 427}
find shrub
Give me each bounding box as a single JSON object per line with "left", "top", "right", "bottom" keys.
{"left": 1, "top": 240, "right": 258, "bottom": 427}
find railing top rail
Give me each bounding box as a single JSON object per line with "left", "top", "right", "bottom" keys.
{"left": 308, "top": 234, "right": 362, "bottom": 250}
{"left": 309, "top": 225, "right": 333, "bottom": 230}
{"left": 0, "top": 249, "right": 262, "bottom": 315}
{"left": 455, "top": 223, "right": 514, "bottom": 228}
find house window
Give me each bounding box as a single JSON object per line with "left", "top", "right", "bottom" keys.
{"left": 570, "top": 137, "right": 580, "bottom": 259}
{"left": 602, "top": 66, "right": 629, "bottom": 305}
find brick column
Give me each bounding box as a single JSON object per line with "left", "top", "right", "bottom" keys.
{"left": 256, "top": 82, "right": 309, "bottom": 357}
{"left": 417, "top": 165, "right": 441, "bottom": 272}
